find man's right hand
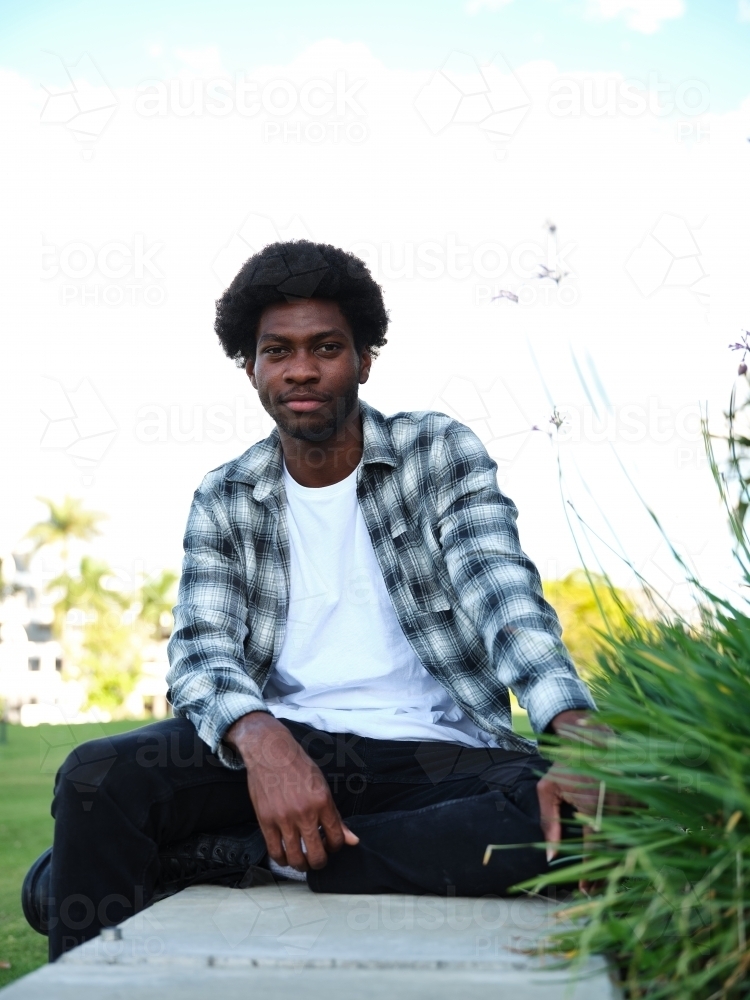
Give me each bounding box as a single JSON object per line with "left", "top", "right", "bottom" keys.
{"left": 225, "top": 712, "right": 359, "bottom": 872}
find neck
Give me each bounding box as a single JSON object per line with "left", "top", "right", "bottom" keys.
{"left": 279, "top": 402, "right": 364, "bottom": 488}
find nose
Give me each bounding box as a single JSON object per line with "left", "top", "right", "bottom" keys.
{"left": 284, "top": 348, "right": 320, "bottom": 384}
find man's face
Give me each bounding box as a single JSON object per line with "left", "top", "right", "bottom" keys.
{"left": 247, "top": 299, "right": 371, "bottom": 442}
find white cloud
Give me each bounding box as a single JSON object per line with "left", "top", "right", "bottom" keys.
{"left": 413, "top": 51, "right": 531, "bottom": 139}
{"left": 739, "top": 0, "right": 750, "bottom": 22}
{"left": 39, "top": 53, "right": 117, "bottom": 144}
{"left": 588, "top": 0, "right": 685, "bottom": 34}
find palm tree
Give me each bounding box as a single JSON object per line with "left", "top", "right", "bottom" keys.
{"left": 26, "top": 496, "right": 106, "bottom": 566}
{"left": 49, "top": 556, "right": 127, "bottom": 637}
{"left": 49, "top": 557, "right": 141, "bottom": 709}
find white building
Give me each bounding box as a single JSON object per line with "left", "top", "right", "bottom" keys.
{"left": 0, "top": 552, "right": 69, "bottom": 724}
{"left": 0, "top": 552, "right": 169, "bottom": 725}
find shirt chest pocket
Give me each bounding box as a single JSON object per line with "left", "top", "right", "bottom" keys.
{"left": 390, "top": 522, "right": 451, "bottom": 614}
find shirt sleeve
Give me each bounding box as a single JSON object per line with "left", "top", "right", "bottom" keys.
{"left": 166, "top": 489, "right": 269, "bottom": 768}
{"left": 433, "top": 420, "right": 596, "bottom": 734}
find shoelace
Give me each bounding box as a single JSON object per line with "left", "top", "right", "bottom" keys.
{"left": 156, "top": 832, "right": 265, "bottom": 890}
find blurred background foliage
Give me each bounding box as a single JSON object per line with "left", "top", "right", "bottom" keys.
{"left": 21, "top": 497, "right": 177, "bottom": 714}
{"left": 543, "top": 569, "right": 640, "bottom": 679}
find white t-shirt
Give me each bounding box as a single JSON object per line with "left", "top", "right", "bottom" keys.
{"left": 264, "top": 462, "right": 497, "bottom": 748}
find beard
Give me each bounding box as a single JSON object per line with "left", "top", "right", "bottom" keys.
{"left": 260, "top": 382, "right": 360, "bottom": 442}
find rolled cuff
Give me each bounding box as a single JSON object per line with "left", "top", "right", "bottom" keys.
{"left": 521, "top": 672, "right": 597, "bottom": 735}
{"left": 184, "top": 693, "right": 271, "bottom": 770}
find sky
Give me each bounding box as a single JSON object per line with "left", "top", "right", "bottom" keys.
{"left": 1, "top": 0, "right": 749, "bottom": 607}
{"left": 0, "top": 0, "right": 747, "bottom": 111}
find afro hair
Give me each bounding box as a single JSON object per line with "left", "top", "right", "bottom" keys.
{"left": 214, "top": 240, "right": 389, "bottom": 366}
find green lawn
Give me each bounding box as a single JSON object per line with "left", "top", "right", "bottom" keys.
{"left": 0, "top": 720, "right": 143, "bottom": 989}
{"left": 0, "top": 710, "right": 535, "bottom": 988}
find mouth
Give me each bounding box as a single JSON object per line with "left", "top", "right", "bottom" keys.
{"left": 280, "top": 396, "right": 330, "bottom": 413}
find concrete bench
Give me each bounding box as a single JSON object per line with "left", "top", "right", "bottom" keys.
{"left": 0, "top": 883, "right": 620, "bottom": 998}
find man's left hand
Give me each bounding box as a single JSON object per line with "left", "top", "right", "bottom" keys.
{"left": 536, "top": 709, "right": 609, "bottom": 869}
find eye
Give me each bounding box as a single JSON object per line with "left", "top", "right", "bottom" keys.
{"left": 317, "top": 342, "right": 341, "bottom": 354}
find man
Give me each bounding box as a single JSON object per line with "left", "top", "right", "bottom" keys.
{"left": 24, "top": 241, "right": 597, "bottom": 961}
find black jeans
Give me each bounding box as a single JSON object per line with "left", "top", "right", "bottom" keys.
{"left": 48, "top": 717, "right": 555, "bottom": 961}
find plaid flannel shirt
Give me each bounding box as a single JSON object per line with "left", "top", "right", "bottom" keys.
{"left": 167, "top": 400, "right": 595, "bottom": 767}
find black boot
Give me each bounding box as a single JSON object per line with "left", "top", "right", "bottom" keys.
{"left": 22, "top": 827, "right": 271, "bottom": 936}
{"left": 151, "top": 827, "right": 272, "bottom": 902}
{"left": 21, "top": 848, "right": 53, "bottom": 934}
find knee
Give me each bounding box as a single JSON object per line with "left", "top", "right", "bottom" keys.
{"left": 51, "top": 735, "right": 125, "bottom": 822}
{"left": 56, "top": 735, "right": 122, "bottom": 796}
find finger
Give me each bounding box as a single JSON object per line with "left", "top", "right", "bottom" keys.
{"left": 279, "top": 826, "right": 308, "bottom": 872}
{"left": 299, "top": 823, "right": 328, "bottom": 870}
{"left": 261, "top": 824, "right": 287, "bottom": 867}
{"left": 537, "top": 782, "right": 561, "bottom": 862}
{"left": 319, "top": 801, "right": 346, "bottom": 853}
{"left": 536, "top": 778, "right": 557, "bottom": 825}
{"left": 342, "top": 824, "right": 360, "bottom": 846}
{"left": 320, "top": 805, "right": 360, "bottom": 853}
{"left": 544, "top": 814, "right": 561, "bottom": 863}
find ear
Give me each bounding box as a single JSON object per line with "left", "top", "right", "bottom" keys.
{"left": 245, "top": 357, "right": 257, "bottom": 389}
{"left": 359, "top": 349, "right": 372, "bottom": 385}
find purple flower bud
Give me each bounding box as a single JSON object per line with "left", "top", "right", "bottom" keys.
{"left": 739, "top": 363, "right": 748, "bottom": 376}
